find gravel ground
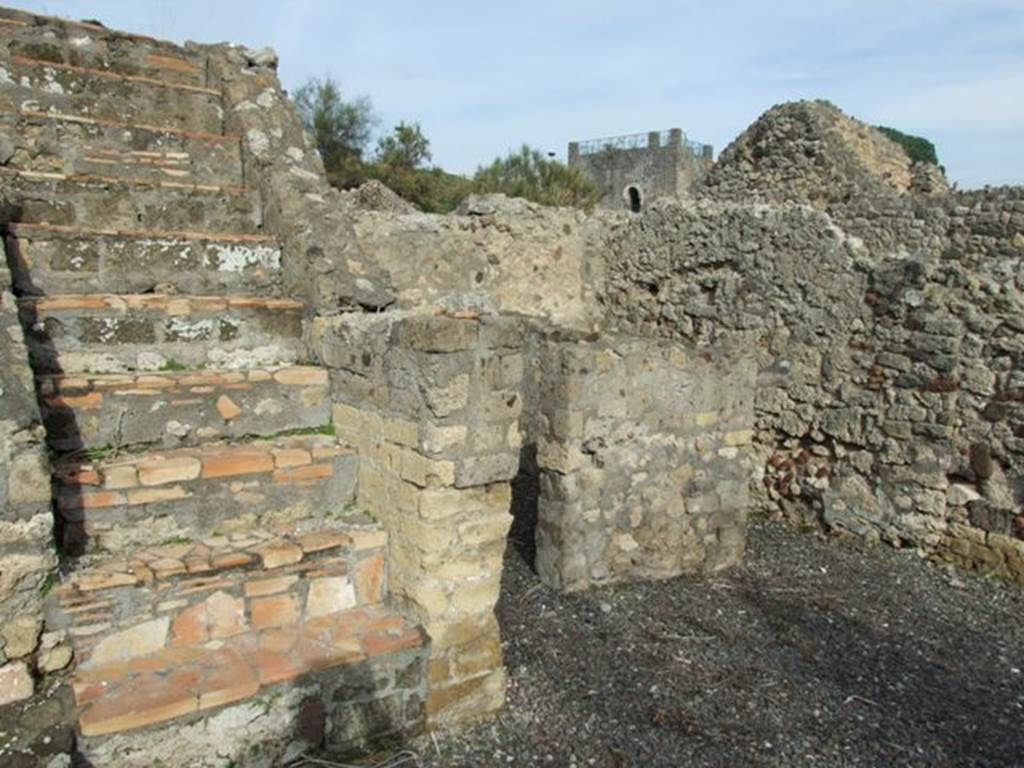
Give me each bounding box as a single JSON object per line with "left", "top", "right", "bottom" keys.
{"left": 409, "top": 518, "right": 1024, "bottom": 768}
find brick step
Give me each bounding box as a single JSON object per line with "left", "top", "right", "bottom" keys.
{"left": 6, "top": 227, "right": 281, "bottom": 298}
{"left": 18, "top": 293, "right": 305, "bottom": 374}
{"left": 2, "top": 25, "right": 207, "bottom": 88}
{"left": 0, "top": 9, "right": 205, "bottom": 71}
{"left": 0, "top": 56, "right": 223, "bottom": 135}
{"left": 5, "top": 221, "right": 274, "bottom": 244}
{"left": 8, "top": 112, "right": 243, "bottom": 187}
{"left": 3, "top": 173, "right": 259, "bottom": 233}
{"left": 15, "top": 108, "right": 238, "bottom": 144}
{"left": 52, "top": 433, "right": 358, "bottom": 556}
{"left": 48, "top": 522, "right": 389, "bottom": 670}
{"left": 39, "top": 365, "right": 329, "bottom": 452}
{"left": 6, "top": 54, "right": 217, "bottom": 96}
{"left": 71, "top": 603, "right": 424, "bottom": 738}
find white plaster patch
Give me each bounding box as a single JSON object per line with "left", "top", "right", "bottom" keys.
{"left": 246, "top": 128, "right": 269, "bottom": 157}
{"left": 254, "top": 398, "right": 283, "bottom": 416}
{"left": 165, "top": 317, "right": 214, "bottom": 341}
{"left": 204, "top": 243, "right": 280, "bottom": 273}
{"left": 208, "top": 345, "right": 297, "bottom": 369}
{"left": 136, "top": 351, "right": 166, "bottom": 370}
{"left": 255, "top": 88, "right": 277, "bottom": 108}
{"left": 38, "top": 70, "right": 65, "bottom": 95}
{"left": 94, "top": 317, "right": 120, "bottom": 343}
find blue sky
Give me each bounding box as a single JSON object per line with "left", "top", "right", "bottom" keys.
{"left": 8, "top": 0, "right": 1024, "bottom": 188}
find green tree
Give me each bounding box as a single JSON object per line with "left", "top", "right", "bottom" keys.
{"left": 472, "top": 145, "right": 600, "bottom": 209}
{"left": 365, "top": 122, "right": 473, "bottom": 213}
{"left": 293, "top": 76, "right": 377, "bottom": 185}
{"left": 875, "top": 125, "right": 940, "bottom": 167}
{"left": 375, "top": 121, "right": 431, "bottom": 169}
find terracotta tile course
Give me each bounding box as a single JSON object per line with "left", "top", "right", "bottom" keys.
{"left": 296, "top": 530, "right": 351, "bottom": 553}
{"left": 201, "top": 447, "right": 275, "bottom": 478}
{"left": 273, "top": 367, "right": 329, "bottom": 386}
{"left": 272, "top": 463, "right": 332, "bottom": 484}
{"left": 272, "top": 448, "right": 312, "bottom": 468}
{"left": 131, "top": 562, "right": 155, "bottom": 584}
{"left": 250, "top": 593, "right": 300, "bottom": 629}
{"left": 138, "top": 455, "right": 202, "bottom": 486}
{"left": 57, "top": 490, "right": 126, "bottom": 511}
{"left": 150, "top": 558, "right": 186, "bottom": 578}
{"left": 258, "top": 628, "right": 298, "bottom": 654}
{"left": 210, "top": 551, "right": 254, "bottom": 570}
{"left": 148, "top": 544, "right": 193, "bottom": 560}
{"left": 79, "top": 674, "right": 198, "bottom": 736}
{"left": 61, "top": 597, "right": 114, "bottom": 613}
{"left": 69, "top": 622, "right": 112, "bottom": 638}
{"left": 244, "top": 574, "right": 298, "bottom": 598}
{"left": 197, "top": 656, "right": 259, "bottom": 709}
{"left": 347, "top": 529, "right": 389, "bottom": 551}
{"left": 75, "top": 572, "right": 138, "bottom": 592}
{"left": 30, "top": 294, "right": 109, "bottom": 311}
{"left": 184, "top": 555, "right": 212, "bottom": 573}
{"left": 363, "top": 627, "right": 423, "bottom": 657}
{"left": 353, "top": 552, "right": 386, "bottom": 605}
{"left": 297, "top": 636, "right": 364, "bottom": 671}
{"left": 250, "top": 649, "right": 305, "bottom": 686}
{"left": 8, "top": 221, "right": 275, "bottom": 243}
{"left": 45, "top": 391, "right": 103, "bottom": 410}
{"left": 10, "top": 54, "right": 220, "bottom": 94}
{"left": 102, "top": 464, "right": 138, "bottom": 490}
{"left": 177, "top": 578, "right": 235, "bottom": 597}
{"left": 71, "top": 604, "right": 423, "bottom": 735}
{"left": 251, "top": 541, "right": 303, "bottom": 570}
{"left": 126, "top": 485, "right": 190, "bottom": 506}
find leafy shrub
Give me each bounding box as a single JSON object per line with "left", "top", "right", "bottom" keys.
{"left": 293, "top": 76, "right": 377, "bottom": 187}
{"left": 875, "top": 126, "right": 940, "bottom": 167}
{"left": 472, "top": 145, "right": 600, "bottom": 209}
{"left": 295, "top": 76, "right": 596, "bottom": 212}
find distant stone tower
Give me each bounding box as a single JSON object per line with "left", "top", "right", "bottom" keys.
{"left": 568, "top": 128, "right": 713, "bottom": 211}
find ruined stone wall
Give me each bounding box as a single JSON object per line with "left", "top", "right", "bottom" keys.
{"left": 0, "top": 219, "right": 56, "bottom": 703}
{"left": 699, "top": 100, "right": 951, "bottom": 255}
{"left": 349, "top": 195, "right": 603, "bottom": 329}
{"left": 599, "top": 200, "right": 868, "bottom": 513}
{"left": 520, "top": 327, "right": 754, "bottom": 591}
{"left": 597, "top": 107, "right": 1024, "bottom": 583}
{"left": 206, "top": 44, "right": 396, "bottom": 313}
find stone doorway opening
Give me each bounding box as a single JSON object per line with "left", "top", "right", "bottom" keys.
{"left": 627, "top": 185, "right": 642, "bottom": 212}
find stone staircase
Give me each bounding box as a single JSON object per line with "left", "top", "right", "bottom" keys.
{"left": 1, "top": 8, "right": 426, "bottom": 763}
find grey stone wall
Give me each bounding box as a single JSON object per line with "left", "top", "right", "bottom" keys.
{"left": 349, "top": 194, "right": 603, "bottom": 328}
{"left": 206, "top": 44, "right": 395, "bottom": 313}
{"left": 520, "top": 327, "right": 755, "bottom": 591}
{"left": 0, "top": 221, "right": 57, "bottom": 697}
{"left": 597, "top": 112, "right": 1024, "bottom": 583}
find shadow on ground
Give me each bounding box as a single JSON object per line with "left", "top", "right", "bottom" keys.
{"left": 415, "top": 518, "right": 1024, "bottom": 768}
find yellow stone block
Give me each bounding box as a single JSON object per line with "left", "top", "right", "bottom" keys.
{"left": 722, "top": 429, "right": 754, "bottom": 446}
